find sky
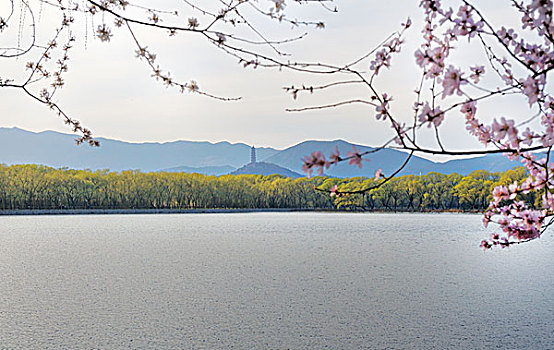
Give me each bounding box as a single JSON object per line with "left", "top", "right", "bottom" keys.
{"left": 0, "top": 0, "right": 539, "bottom": 159}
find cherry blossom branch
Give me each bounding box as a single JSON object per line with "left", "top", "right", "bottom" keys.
{"left": 314, "top": 151, "right": 414, "bottom": 197}
{"left": 294, "top": 0, "right": 554, "bottom": 249}
{"left": 125, "top": 21, "right": 240, "bottom": 101}
{"left": 283, "top": 80, "right": 364, "bottom": 100}
{"left": 462, "top": 1, "right": 539, "bottom": 74}
{"left": 0, "top": 0, "right": 36, "bottom": 58}
{"left": 285, "top": 99, "right": 376, "bottom": 112}
{"left": 1, "top": 0, "right": 332, "bottom": 143}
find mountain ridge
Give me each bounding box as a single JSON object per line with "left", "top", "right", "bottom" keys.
{"left": 0, "top": 127, "right": 521, "bottom": 177}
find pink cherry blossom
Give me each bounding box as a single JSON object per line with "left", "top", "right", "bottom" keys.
{"left": 522, "top": 76, "right": 540, "bottom": 106}
{"left": 330, "top": 185, "right": 338, "bottom": 197}
{"left": 414, "top": 49, "right": 429, "bottom": 68}
{"left": 347, "top": 146, "right": 363, "bottom": 168}
{"left": 497, "top": 26, "right": 518, "bottom": 46}
{"left": 442, "top": 65, "right": 466, "bottom": 97}
{"left": 302, "top": 151, "right": 328, "bottom": 177}
{"left": 460, "top": 101, "right": 476, "bottom": 116}
{"left": 469, "top": 65, "right": 484, "bottom": 83}
{"left": 521, "top": 128, "right": 535, "bottom": 146}
{"left": 508, "top": 181, "right": 519, "bottom": 199}
{"left": 492, "top": 185, "right": 510, "bottom": 203}
{"left": 491, "top": 117, "right": 517, "bottom": 142}
{"left": 449, "top": 5, "right": 483, "bottom": 40}
{"left": 418, "top": 102, "right": 444, "bottom": 127}
{"left": 328, "top": 146, "right": 341, "bottom": 166}
{"left": 375, "top": 93, "right": 392, "bottom": 120}
{"left": 374, "top": 168, "right": 382, "bottom": 181}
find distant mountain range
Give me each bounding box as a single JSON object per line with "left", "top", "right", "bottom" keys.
{"left": 0, "top": 127, "right": 523, "bottom": 177}
{"left": 0, "top": 127, "right": 277, "bottom": 171}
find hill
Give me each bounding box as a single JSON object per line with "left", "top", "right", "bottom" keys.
{"left": 230, "top": 162, "right": 302, "bottom": 178}
{"left": 159, "top": 165, "right": 236, "bottom": 176}
{"left": 265, "top": 140, "right": 438, "bottom": 177}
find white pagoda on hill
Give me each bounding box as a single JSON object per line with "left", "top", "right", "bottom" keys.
{"left": 250, "top": 145, "right": 256, "bottom": 164}
{"left": 230, "top": 144, "right": 301, "bottom": 177}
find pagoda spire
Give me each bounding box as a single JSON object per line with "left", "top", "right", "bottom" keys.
{"left": 250, "top": 145, "right": 256, "bottom": 164}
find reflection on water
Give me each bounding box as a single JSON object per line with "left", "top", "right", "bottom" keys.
{"left": 0, "top": 213, "right": 553, "bottom": 349}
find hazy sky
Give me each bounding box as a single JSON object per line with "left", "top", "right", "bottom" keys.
{"left": 0, "top": 0, "right": 535, "bottom": 159}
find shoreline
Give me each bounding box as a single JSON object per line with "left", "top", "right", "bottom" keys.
{"left": 0, "top": 208, "right": 329, "bottom": 216}
{"left": 0, "top": 208, "right": 481, "bottom": 216}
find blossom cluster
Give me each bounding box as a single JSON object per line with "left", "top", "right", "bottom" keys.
{"left": 301, "top": 0, "right": 554, "bottom": 249}
{"left": 302, "top": 146, "right": 343, "bottom": 177}
{"left": 370, "top": 37, "right": 406, "bottom": 76}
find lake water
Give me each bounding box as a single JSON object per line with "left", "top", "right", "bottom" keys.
{"left": 0, "top": 213, "right": 553, "bottom": 349}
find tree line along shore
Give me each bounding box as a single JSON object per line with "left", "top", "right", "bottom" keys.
{"left": 0, "top": 164, "right": 533, "bottom": 212}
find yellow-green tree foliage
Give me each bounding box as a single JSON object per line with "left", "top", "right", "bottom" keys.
{"left": 0, "top": 164, "right": 532, "bottom": 211}
{"left": 322, "top": 168, "right": 532, "bottom": 212}
{"left": 0, "top": 165, "right": 331, "bottom": 210}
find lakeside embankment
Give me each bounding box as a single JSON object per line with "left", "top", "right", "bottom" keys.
{"left": 0, "top": 208, "right": 328, "bottom": 216}
{"left": 0, "top": 208, "right": 480, "bottom": 216}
